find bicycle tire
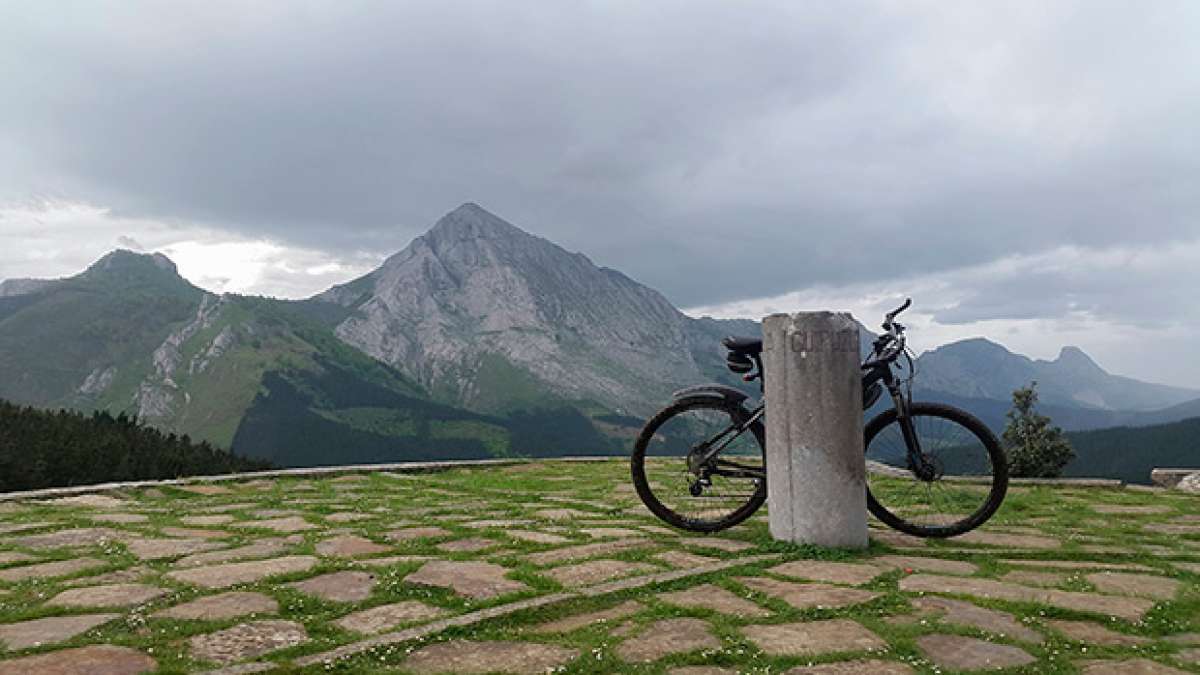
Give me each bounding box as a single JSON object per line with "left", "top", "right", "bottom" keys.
{"left": 631, "top": 397, "right": 766, "bottom": 532}
{"left": 865, "top": 402, "right": 1008, "bottom": 538}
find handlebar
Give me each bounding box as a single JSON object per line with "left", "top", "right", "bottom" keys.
{"left": 883, "top": 297, "right": 911, "bottom": 329}
{"left": 863, "top": 298, "right": 912, "bottom": 370}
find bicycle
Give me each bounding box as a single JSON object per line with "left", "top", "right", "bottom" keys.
{"left": 630, "top": 299, "right": 1009, "bottom": 538}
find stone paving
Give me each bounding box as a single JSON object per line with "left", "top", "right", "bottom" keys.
{"left": 0, "top": 458, "right": 1196, "bottom": 673}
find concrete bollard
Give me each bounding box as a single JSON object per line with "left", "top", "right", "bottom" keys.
{"left": 761, "top": 312, "right": 867, "bottom": 548}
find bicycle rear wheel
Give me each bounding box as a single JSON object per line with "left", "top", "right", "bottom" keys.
{"left": 631, "top": 397, "right": 766, "bottom": 532}
{"left": 865, "top": 402, "right": 1008, "bottom": 538}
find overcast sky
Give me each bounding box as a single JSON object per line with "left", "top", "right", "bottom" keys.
{"left": 2, "top": 2, "right": 1198, "bottom": 387}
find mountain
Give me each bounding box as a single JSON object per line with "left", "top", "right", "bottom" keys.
{"left": 0, "top": 249, "right": 587, "bottom": 466}
{"left": 318, "top": 203, "right": 753, "bottom": 416}
{"left": 913, "top": 338, "right": 1199, "bottom": 411}
{"left": 1063, "top": 415, "right": 1200, "bottom": 484}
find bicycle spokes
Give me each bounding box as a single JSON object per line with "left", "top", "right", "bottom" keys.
{"left": 641, "top": 404, "right": 764, "bottom": 524}
{"left": 866, "top": 410, "right": 997, "bottom": 529}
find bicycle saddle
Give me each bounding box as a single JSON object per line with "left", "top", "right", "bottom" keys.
{"left": 722, "top": 336, "right": 762, "bottom": 354}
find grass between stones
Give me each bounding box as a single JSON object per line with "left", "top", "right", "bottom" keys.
{"left": 0, "top": 459, "right": 1195, "bottom": 673}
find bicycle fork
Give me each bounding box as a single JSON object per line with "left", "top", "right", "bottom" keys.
{"left": 888, "top": 381, "right": 937, "bottom": 481}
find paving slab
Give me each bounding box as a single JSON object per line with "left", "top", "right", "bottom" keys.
{"left": 737, "top": 577, "right": 880, "bottom": 610}
{"left": 505, "top": 530, "right": 570, "bottom": 545}
{"left": 578, "top": 527, "right": 647, "bottom": 539}
{"left": 1086, "top": 572, "right": 1181, "bottom": 600}
{"left": 785, "top": 661, "right": 914, "bottom": 674}
{"left": 0, "top": 557, "right": 106, "bottom": 582}
{"left": 435, "top": 537, "right": 497, "bottom": 553}
{"left": 287, "top": 571, "right": 376, "bottom": 603}
{"left": 230, "top": 517, "right": 315, "bottom": 533}
{"left": 1048, "top": 619, "right": 1150, "bottom": 646}
{"left": 533, "top": 508, "right": 597, "bottom": 520}
{"left": 385, "top": 526, "right": 451, "bottom": 541}
{"left": 0, "top": 644, "right": 154, "bottom": 674}
{"left": 899, "top": 573, "right": 1156, "bottom": 621}
{"left": 679, "top": 537, "right": 754, "bottom": 552}
{"left": 324, "top": 512, "right": 372, "bottom": 523}
{"left": 355, "top": 555, "right": 436, "bottom": 568}
{"left": 0, "top": 613, "right": 119, "bottom": 650}
{"left": 525, "top": 539, "right": 650, "bottom": 565}
{"left": 462, "top": 519, "right": 532, "bottom": 529}
{"left": 911, "top": 595, "right": 1041, "bottom": 642}
{"left": 189, "top": 620, "right": 307, "bottom": 665}
{"left": 659, "top": 583, "right": 771, "bottom": 617}
{"left": 741, "top": 619, "right": 885, "bottom": 657}
{"left": 47, "top": 583, "right": 167, "bottom": 608}
{"left": 532, "top": 600, "right": 643, "bottom": 633}
{"left": 869, "top": 528, "right": 928, "bottom": 548}
{"left": 616, "top": 617, "right": 721, "bottom": 662}
{"left": 160, "top": 527, "right": 231, "bottom": 540}
{"left": 545, "top": 559, "right": 658, "bottom": 587}
{"left": 403, "top": 640, "right": 579, "bottom": 674}
{"left": 173, "top": 539, "right": 290, "bottom": 567}
{"left": 655, "top": 550, "right": 719, "bottom": 568}
{"left": 1078, "top": 658, "right": 1189, "bottom": 674}
{"left": 0, "top": 552, "right": 36, "bottom": 566}
{"left": 956, "top": 530, "right": 1060, "bottom": 549}
{"left": 0, "top": 522, "right": 51, "bottom": 536}
{"left": 1166, "top": 632, "right": 1200, "bottom": 645}
{"left": 872, "top": 555, "right": 978, "bottom": 575}
{"left": 92, "top": 513, "right": 149, "bottom": 524}
{"left": 333, "top": 600, "right": 448, "bottom": 634}
{"left": 124, "top": 537, "right": 225, "bottom": 561}
{"left": 315, "top": 535, "right": 390, "bottom": 558}
{"left": 154, "top": 592, "right": 278, "bottom": 620}
{"left": 404, "top": 560, "right": 528, "bottom": 599}
{"left": 166, "top": 555, "right": 319, "bottom": 589}
{"left": 768, "top": 560, "right": 883, "bottom": 585}
{"left": 1000, "top": 559, "right": 1154, "bottom": 572}
{"left": 181, "top": 515, "right": 235, "bottom": 526}
{"left": 917, "top": 633, "right": 1036, "bottom": 670}
{"left": 11, "top": 528, "right": 122, "bottom": 549}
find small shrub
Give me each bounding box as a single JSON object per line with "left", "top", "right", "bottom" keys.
{"left": 1003, "top": 381, "right": 1076, "bottom": 477}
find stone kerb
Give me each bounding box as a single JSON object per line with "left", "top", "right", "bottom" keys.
{"left": 0, "top": 456, "right": 620, "bottom": 502}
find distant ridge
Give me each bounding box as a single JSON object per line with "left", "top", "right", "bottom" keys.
{"left": 914, "top": 336, "right": 1198, "bottom": 411}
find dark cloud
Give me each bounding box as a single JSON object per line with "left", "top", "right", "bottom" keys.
{"left": 2, "top": 1, "right": 1198, "bottom": 311}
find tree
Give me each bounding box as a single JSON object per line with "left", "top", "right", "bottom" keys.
{"left": 1003, "top": 381, "right": 1076, "bottom": 477}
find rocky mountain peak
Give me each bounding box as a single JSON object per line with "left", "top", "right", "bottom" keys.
{"left": 75, "top": 250, "right": 200, "bottom": 297}
{"left": 316, "top": 204, "right": 719, "bottom": 413}
{"left": 85, "top": 249, "right": 180, "bottom": 278}
{"left": 1053, "top": 345, "right": 1106, "bottom": 374}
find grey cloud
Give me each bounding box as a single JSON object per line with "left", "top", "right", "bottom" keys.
{"left": 2, "top": 1, "right": 1199, "bottom": 312}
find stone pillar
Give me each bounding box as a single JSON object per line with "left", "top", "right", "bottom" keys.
{"left": 761, "top": 312, "right": 867, "bottom": 548}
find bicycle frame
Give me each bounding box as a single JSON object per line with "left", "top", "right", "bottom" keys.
{"left": 694, "top": 359, "right": 928, "bottom": 481}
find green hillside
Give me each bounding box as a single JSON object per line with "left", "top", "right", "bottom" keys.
{"left": 1063, "top": 415, "right": 1200, "bottom": 484}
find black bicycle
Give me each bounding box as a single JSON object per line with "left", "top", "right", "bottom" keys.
{"left": 631, "top": 299, "right": 1008, "bottom": 538}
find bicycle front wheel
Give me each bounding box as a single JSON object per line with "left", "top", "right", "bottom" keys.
{"left": 631, "top": 398, "right": 766, "bottom": 532}
{"left": 865, "top": 402, "right": 1008, "bottom": 538}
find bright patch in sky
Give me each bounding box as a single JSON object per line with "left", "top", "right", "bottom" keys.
{"left": 0, "top": 200, "right": 382, "bottom": 299}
